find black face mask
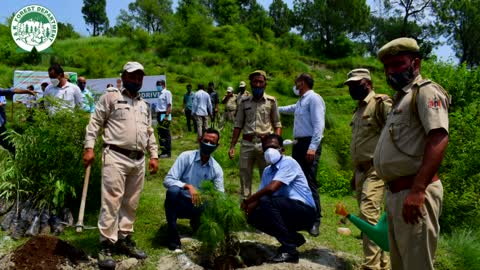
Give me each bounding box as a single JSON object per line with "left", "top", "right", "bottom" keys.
{"left": 387, "top": 63, "right": 416, "bottom": 91}
{"left": 77, "top": 82, "right": 86, "bottom": 91}
{"left": 124, "top": 82, "right": 142, "bottom": 93}
{"left": 349, "top": 85, "right": 369, "bottom": 100}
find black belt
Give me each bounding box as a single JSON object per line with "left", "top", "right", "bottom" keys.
{"left": 105, "top": 144, "right": 144, "bottom": 160}
{"left": 295, "top": 136, "right": 312, "bottom": 142}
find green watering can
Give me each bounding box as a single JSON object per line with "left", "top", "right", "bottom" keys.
{"left": 335, "top": 202, "right": 390, "bottom": 251}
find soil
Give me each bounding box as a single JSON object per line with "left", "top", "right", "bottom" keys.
{"left": 10, "top": 235, "right": 87, "bottom": 270}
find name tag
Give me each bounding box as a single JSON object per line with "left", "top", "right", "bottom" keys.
{"left": 117, "top": 100, "right": 128, "bottom": 104}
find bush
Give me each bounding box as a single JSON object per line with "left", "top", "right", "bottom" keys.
{"left": 1, "top": 103, "right": 102, "bottom": 212}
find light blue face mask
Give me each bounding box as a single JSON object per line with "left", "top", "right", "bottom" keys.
{"left": 157, "top": 85, "right": 163, "bottom": 91}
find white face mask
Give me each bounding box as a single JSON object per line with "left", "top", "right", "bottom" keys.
{"left": 292, "top": 86, "right": 300, "bottom": 96}
{"left": 264, "top": 148, "right": 282, "bottom": 165}
{"left": 50, "top": 78, "right": 60, "bottom": 87}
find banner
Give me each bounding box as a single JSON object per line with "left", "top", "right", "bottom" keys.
{"left": 13, "top": 70, "right": 76, "bottom": 103}
{"left": 86, "top": 75, "right": 166, "bottom": 106}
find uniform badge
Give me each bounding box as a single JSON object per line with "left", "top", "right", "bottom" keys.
{"left": 428, "top": 97, "right": 442, "bottom": 110}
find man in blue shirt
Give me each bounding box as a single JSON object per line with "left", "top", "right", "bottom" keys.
{"left": 278, "top": 73, "right": 325, "bottom": 237}
{"left": 155, "top": 80, "right": 173, "bottom": 158}
{"left": 77, "top": 76, "right": 95, "bottom": 113}
{"left": 241, "top": 134, "right": 316, "bottom": 264}
{"left": 182, "top": 84, "right": 196, "bottom": 133}
{"left": 192, "top": 84, "right": 213, "bottom": 140}
{"left": 0, "top": 87, "right": 35, "bottom": 154}
{"left": 163, "top": 128, "right": 224, "bottom": 251}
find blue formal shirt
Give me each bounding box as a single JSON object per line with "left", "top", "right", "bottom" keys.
{"left": 0, "top": 88, "right": 14, "bottom": 127}
{"left": 192, "top": 90, "right": 212, "bottom": 116}
{"left": 164, "top": 150, "right": 224, "bottom": 192}
{"left": 81, "top": 88, "right": 95, "bottom": 113}
{"left": 259, "top": 156, "right": 316, "bottom": 209}
{"left": 279, "top": 90, "right": 325, "bottom": 151}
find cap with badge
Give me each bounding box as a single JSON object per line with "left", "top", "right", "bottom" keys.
{"left": 248, "top": 70, "right": 267, "bottom": 80}
{"left": 377, "top": 37, "right": 420, "bottom": 61}
{"left": 239, "top": 81, "right": 246, "bottom": 87}
{"left": 123, "top": 61, "right": 145, "bottom": 74}
{"left": 344, "top": 68, "right": 371, "bottom": 84}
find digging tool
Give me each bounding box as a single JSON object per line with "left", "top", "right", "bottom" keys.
{"left": 76, "top": 164, "right": 91, "bottom": 233}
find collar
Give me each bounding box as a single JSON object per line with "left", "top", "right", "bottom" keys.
{"left": 301, "top": 89, "right": 313, "bottom": 97}
{"left": 194, "top": 150, "right": 212, "bottom": 166}
{"left": 359, "top": 90, "right": 376, "bottom": 106}
{"left": 400, "top": 75, "right": 423, "bottom": 94}
{"left": 121, "top": 88, "right": 142, "bottom": 100}
{"left": 270, "top": 155, "right": 284, "bottom": 170}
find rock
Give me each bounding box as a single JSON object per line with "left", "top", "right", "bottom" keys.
{"left": 337, "top": 227, "right": 352, "bottom": 236}
{"left": 117, "top": 258, "right": 139, "bottom": 270}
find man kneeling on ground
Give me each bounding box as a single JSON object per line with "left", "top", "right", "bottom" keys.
{"left": 241, "top": 134, "right": 316, "bottom": 264}
{"left": 163, "top": 128, "right": 224, "bottom": 251}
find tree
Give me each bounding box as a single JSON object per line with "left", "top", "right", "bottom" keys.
{"left": 380, "top": 0, "right": 431, "bottom": 36}
{"left": 293, "top": 0, "right": 370, "bottom": 55}
{"left": 57, "top": 22, "right": 80, "bottom": 40}
{"left": 81, "top": 0, "right": 109, "bottom": 36}
{"left": 269, "top": 0, "right": 293, "bottom": 37}
{"left": 121, "top": 0, "right": 173, "bottom": 33}
{"left": 199, "top": 0, "right": 240, "bottom": 26}
{"left": 433, "top": 0, "right": 480, "bottom": 67}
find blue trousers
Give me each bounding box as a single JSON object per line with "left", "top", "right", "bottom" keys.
{"left": 164, "top": 186, "right": 203, "bottom": 245}
{"left": 248, "top": 196, "right": 316, "bottom": 254}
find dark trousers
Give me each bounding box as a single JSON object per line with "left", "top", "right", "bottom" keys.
{"left": 248, "top": 196, "right": 316, "bottom": 253}
{"left": 0, "top": 124, "right": 15, "bottom": 154}
{"left": 292, "top": 137, "right": 322, "bottom": 223}
{"left": 157, "top": 112, "right": 171, "bottom": 155}
{"left": 184, "top": 109, "right": 196, "bottom": 133}
{"left": 164, "top": 186, "right": 203, "bottom": 245}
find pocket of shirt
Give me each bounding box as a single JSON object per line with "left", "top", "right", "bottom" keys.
{"left": 113, "top": 104, "right": 130, "bottom": 120}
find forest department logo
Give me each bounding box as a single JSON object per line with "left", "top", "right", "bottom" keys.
{"left": 10, "top": 5, "right": 58, "bottom": 52}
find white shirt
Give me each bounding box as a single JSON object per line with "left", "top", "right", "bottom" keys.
{"left": 44, "top": 81, "right": 83, "bottom": 112}
{"left": 155, "top": 89, "right": 172, "bottom": 112}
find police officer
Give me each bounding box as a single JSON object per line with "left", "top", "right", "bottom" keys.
{"left": 221, "top": 86, "right": 237, "bottom": 123}
{"left": 345, "top": 68, "right": 391, "bottom": 270}
{"left": 374, "top": 38, "right": 449, "bottom": 270}
{"left": 229, "top": 70, "right": 282, "bottom": 198}
{"left": 83, "top": 62, "right": 159, "bottom": 270}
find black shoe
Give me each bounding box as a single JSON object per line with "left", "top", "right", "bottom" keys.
{"left": 167, "top": 242, "right": 182, "bottom": 251}
{"left": 116, "top": 235, "right": 147, "bottom": 259}
{"left": 267, "top": 252, "right": 299, "bottom": 264}
{"left": 308, "top": 222, "right": 320, "bottom": 237}
{"left": 98, "top": 241, "right": 116, "bottom": 270}
{"left": 189, "top": 217, "right": 200, "bottom": 233}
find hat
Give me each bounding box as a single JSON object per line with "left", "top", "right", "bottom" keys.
{"left": 249, "top": 70, "right": 267, "bottom": 80}
{"left": 227, "top": 86, "right": 233, "bottom": 92}
{"left": 377, "top": 38, "right": 420, "bottom": 61}
{"left": 239, "top": 81, "right": 246, "bottom": 87}
{"left": 344, "top": 68, "right": 371, "bottom": 84}
{"left": 123, "top": 62, "right": 145, "bottom": 73}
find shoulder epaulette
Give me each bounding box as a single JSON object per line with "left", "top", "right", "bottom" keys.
{"left": 374, "top": 94, "right": 390, "bottom": 101}
{"left": 106, "top": 87, "right": 119, "bottom": 93}
{"left": 264, "top": 94, "right": 276, "bottom": 101}
{"left": 416, "top": 79, "right": 432, "bottom": 88}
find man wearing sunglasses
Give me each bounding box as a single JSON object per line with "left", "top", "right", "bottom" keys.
{"left": 241, "top": 134, "right": 316, "bottom": 264}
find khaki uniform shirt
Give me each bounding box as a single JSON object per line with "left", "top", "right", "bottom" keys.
{"left": 85, "top": 88, "right": 158, "bottom": 158}
{"left": 351, "top": 91, "right": 392, "bottom": 163}
{"left": 374, "top": 75, "right": 449, "bottom": 182}
{"left": 234, "top": 94, "right": 282, "bottom": 135}
{"left": 236, "top": 91, "right": 250, "bottom": 107}
{"left": 222, "top": 94, "right": 238, "bottom": 111}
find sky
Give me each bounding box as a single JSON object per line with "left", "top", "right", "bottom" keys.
{"left": 0, "top": 0, "right": 454, "bottom": 61}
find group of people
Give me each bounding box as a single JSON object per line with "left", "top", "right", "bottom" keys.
{"left": 0, "top": 37, "right": 449, "bottom": 270}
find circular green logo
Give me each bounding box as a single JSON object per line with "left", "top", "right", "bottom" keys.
{"left": 10, "top": 5, "right": 58, "bottom": 52}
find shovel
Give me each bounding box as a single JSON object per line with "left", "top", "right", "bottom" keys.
{"left": 75, "top": 165, "right": 93, "bottom": 233}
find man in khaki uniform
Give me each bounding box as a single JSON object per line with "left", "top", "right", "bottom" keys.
{"left": 236, "top": 81, "right": 250, "bottom": 108}
{"left": 221, "top": 86, "right": 237, "bottom": 123}
{"left": 345, "top": 68, "right": 391, "bottom": 270}
{"left": 374, "top": 38, "right": 449, "bottom": 270}
{"left": 84, "top": 62, "right": 159, "bottom": 270}
{"left": 229, "top": 70, "right": 282, "bottom": 198}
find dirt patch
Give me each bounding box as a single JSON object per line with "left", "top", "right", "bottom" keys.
{"left": 10, "top": 235, "right": 87, "bottom": 270}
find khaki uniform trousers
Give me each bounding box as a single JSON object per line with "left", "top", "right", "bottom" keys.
{"left": 194, "top": 115, "right": 209, "bottom": 138}
{"left": 239, "top": 139, "right": 267, "bottom": 198}
{"left": 354, "top": 166, "right": 390, "bottom": 270}
{"left": 386, "top": 180, "right": 443, "bottom": 270}
{"left": 224, "top": 110, "right": 236, "bottom": 123}
{"left": 99, "top": 148, "right": 145, "bottom": 243}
